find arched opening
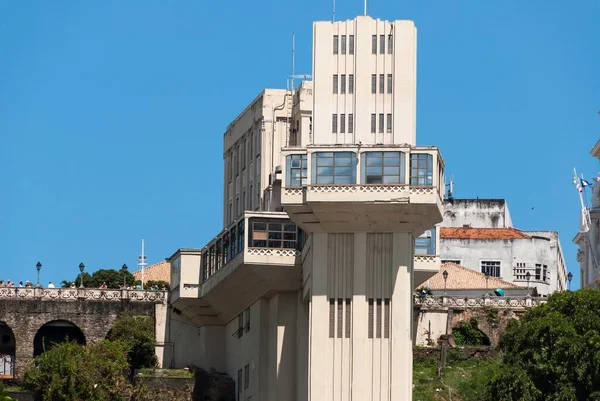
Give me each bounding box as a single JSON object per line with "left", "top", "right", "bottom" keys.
{"left": 0, "top": 322, "right": 15, "bottom": 378}
{"left": 452, "top": 318, "right": 491, "bottom": 346}
{"left": 33, "top": 320, "right": 86, "bottom": 357}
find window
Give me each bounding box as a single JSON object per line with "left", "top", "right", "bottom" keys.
{"left": 386, "top": 114, "right": 392, "bottom": 133}
{"left": 341, "top": 35, "right": 346, "bottom": 54}
{"left": 378, "top": 113, "right": 384, "bottom": 133}
{"left": 387, "top": 74, "right": 392, "bottom": 94}
{"left": 286, "top": 154, "right": 307, "bottom": 187}
{"left": 332, "top": 114, "right": 338, "bottom": 133}
{"left": 388, "top": 34, "right": 393, "bottom": 54}
{"left": 348, "top": 114, "right": 354, "bottom": 134}
{"left": 370, "top": 114, "right": 376, "bottom": 133}
{"left": 312, "top": 152, "right": 356, "bottom": 184}
{"left": 237, "top": 369, "right": 243, "bottom": 401}
{"left": 368, "top": 299, "right": 374, "bottom": 338}
{"left": 372, "top": 35, "right": 377, "bottom": 54}
{"left": 543, "top": 265, "right": 548, "bottom": 281}
{"left": 371, "top": 74, "right": 376, "bottom": 94}
{"left": 514, "top": 262, "right": 527, "bottom": 280}
{"left": 237, "top": 313, "right": 244, "bottom": 338}
{"left": 244, "top": 308, "right": 250, "bottom": 332}
{"left": 250, "top": 219, "right": 298, "bottom": 249}
{"left": 361, "top": 151, "right": 405, "bottom": 184}
{"left": 349, "top": 35, "right": 354, "bottom": 54}
{"left": 380, "top": 35, "right": 385, "bottom": 54}
{"left": 415, "top": 227, "right": 436, "bottom": 255}
{"left": 340, "top": 75, "right": 346, "bottom": 94}
{"left": 329, "top": 299, "right": 335, "bottom": 338}
{"left": 228, "top": 153, "right": 233, "bottom": 182}
{"left": 333, "top": 35, "right": 339, "bottom": 54}
{"left": 248, "top": 184, "right": 253, "bottom": 209}
{"left": 244, "top": 364, "right": 250, "bottom": 389}
{"left": 535, "top": 264, "right": 541, "bottom": 280}
{"left": 242, "top": 139, "right": 246, "bottom": 167}
{"left": 379, "top": 74, "right": 384, "bottom": 94}
{"left": 333, "top": 74, "right": 338, "bottom": 94}
{"left": 340, "top": 114, "right": 345, "bottom": 133}
{"left": 481, "top": 261, "right": 501, "bottom": 278}
{"left": 442, "top": 259, "right": 461, "bottom": 265}
{"left": 236, "top": 196, "right": 240, "bottom": 215}
{"left": 410, "top": 153, "right": 433, "bottom": 186}
{"left": 348, "top": 74, "right": 354, "bottom": 94}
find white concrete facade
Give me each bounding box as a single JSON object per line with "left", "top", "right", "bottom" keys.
{"left": 167, "top": 15, "right": 442, "bottom": 401}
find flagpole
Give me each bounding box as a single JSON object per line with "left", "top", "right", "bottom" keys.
{"left": 575, "top": 167, "right": 599, "bottom": 284}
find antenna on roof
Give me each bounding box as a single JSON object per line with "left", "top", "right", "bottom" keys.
{"left": 137, "top": 239, "right": 148, "bottom": 289}
{"left": 364, "top": 0, "right": 367, "bottom": 15}
{"left": 445, "top": 175, "right": 455, "bottom": 201}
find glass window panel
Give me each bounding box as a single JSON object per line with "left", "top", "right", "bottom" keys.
{"left": 283, "top": 232, "right": 296, "bottom": 240}
{"left": 335, "top": 166, "right": 352, "bottom": 176}
{"left": 268, "top": 223, "right": 282, "bottom": 231}
{"left": 317, "top": 166, "right": 334, "bottom": 176}
{"left": 366, "top": 166, "right": 382, "bottom": 175}
{"left": 335, "top": 175, "right": 352, "bottom": 184}
{"left": 334, "top": 157, "right": 352, "bottom": 166}
{"left": 383, "top": 166, "right": 400, "bottom": 175}
{"left": 284, "top": 223, "right": 296, "bottom": 232}
{"left": 317, "top": 175, "right": 334, "bottom": 184}
{"left": 383, "top": 176, "right": 400, "bottom": 184}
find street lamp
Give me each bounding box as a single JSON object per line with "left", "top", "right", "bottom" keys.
{"left": 526, "top": 271, "right": 531, "bottom": 290}
{"left": 442, "top": 270, "right": 449, "bottom": 295}
{"left": 121, "top": 264, "right": 128, "bottom": 289}
{"left": 567, "top": 272, "right": 573, "bottom": 291}
{"left": 78, "top": 263, "right": 85, "bottom": 289}
{"left": 35, "top": 261, "right": 42, "bottom": 287}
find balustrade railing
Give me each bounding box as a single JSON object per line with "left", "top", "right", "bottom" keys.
{"left": 0, "top": 287, "right": 166, "bottom": 302}
{"left": 414, "top": 295, "right": 546, "bottom": 309}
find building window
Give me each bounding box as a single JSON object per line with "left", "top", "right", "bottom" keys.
{"left": 380, "top": 34, "right": 385, "bottom": 54}
{"left": 442, "top": 259, "right": 461, "bottom": 265}
{"left": 481, "top": 261, "right": 501, "bottom": 278}
{"left": 340, "top": 75, "right": 346, "bottom": 94}
{"left": 360, "top": 151, "right": 405, "bottom": 184}
{"left": 237, "top": 369, "right": 243, "bottom": 401}
{"left": 386, "top": 114, "right": 392, "bottom": 133}
{"left": 348, "top": 114, "right": 354, "bottom": 134}
{"left": 370, "top": 114, "right": 376, "bottom": 133}
{"left": 244, "top": 364, "right": 250, "bottom": 389}
{"left": 372, "top": 35, "right": 377, "bottom": 54}
{"left": 332, "top": 114, "right": 338, "bottom": 133}
{"left": 312, "top": 152, "right": 356, "bottom": 185}
{"left": 341, "top": 35, "right": 346, "bottom": 54}
{"left": 329, "top": 299, "right": 335, "bottom": 338}
{"left": 368, "top": 299, "right": 374, "bottom": 338}
{"left": 535, "top": 264, "right": 541, "bottom": 280}
{"left": 249, "top": 219, "right": 298, "bottom": 249}
{"left": 348, "top": 74, "right": 354, "bottom": 94}
{"left": 378, "top": 113, "right": 384, "bottom": 133}
{"left": 333, "top": 35, "right": 339, "bottom": 54}
{"left": 349, "top": 35, "right": 354, "bottom": 54}
{"left": 371, "top": 74, "right": 376, "bottom": 94}
{"left": 415, "top": 227, "right": 437, "bottom": 255}
{"left": 384, "top": 299, "right": 390, "bottom": 338}
{"left": 340, "top": 114, "right": 346, "bottom": 133}
{"left": 543, "top": 265, "right": 548, "bottom": 281}
{"left": 286, "top": 154, "right": 307, "bottom": 187}
{"left": 388, "top": 34, "right": 393, "bottom": 54}
{"left": 387, "top": 74, "right": 392, "bottom": 94}
{"left": 379, "top": 74, "right": 384, "bottom": 94}
{"left": 333, "top": 74, "right": 338, "bottom": 94}
{"left": 409, "top": 153, "right": 433, "bottom": 186}
{"left": 345, "top": 299, "right": 352, "bottom": 338}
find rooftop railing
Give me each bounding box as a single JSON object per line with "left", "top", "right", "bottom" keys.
{"left": 0, "top": 287, "right": 166, "bottom": 303}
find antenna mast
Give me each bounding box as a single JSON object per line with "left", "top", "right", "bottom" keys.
{"left": 364, "top": 0, "right": 367, "bottom": 15}
{"left": 137, "top": 239, "right": 148, "bottom": 289}
{"left": 333, "top": 0, "right": 336, "bottom": 21}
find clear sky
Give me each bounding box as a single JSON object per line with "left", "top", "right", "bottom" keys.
{"left": 1, "top": 1, "right": 598, "bottom": 288}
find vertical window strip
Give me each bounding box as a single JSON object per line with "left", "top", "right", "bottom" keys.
{"left": 371, "top": 74, "right": 376, "bottom": 94}
{"left": 341, "top": 75, "right": 346, "bottom": 94}
{"left": 376, "top": 299, "right": 382, "bottom": 338}
{"left": 370, "top": 114, "right": 376, "bottom": 134}
{"left": 348, "top": 74, "right": 354, "bottom": 94}
{"left": 388, "top": 34, "right": 393, "bottom": 54}
{"left": 244, "top": 364, "right": 249, "bottom": 389}
{"left": 384, "top": 299, "right": 390, "bottom": 338}
{"left": 368, "top": 299, "right": 374, "bottom": 338}
{"left": 341, "top": 35, "right": 346, "bottom": 54}
{"left": 340, "top": 114, "right": 346, "bottom": 133}
{"left": 380, "top": 35, "right": 385, "bottom": 54}
{"left": 349, "top": 35, "right": 354, "bottom": 54}
{"left": 378, "top": 114, "right": 384, "bottom": 134}
{"left": 372, "top": 35, "right": 377, "bottom": 54}
{"left": 337, "top": 298, "right": 343, "bottom": 338}
{"left": 387, "top": 74, "right": 392, "bottom": 94}
{"left": 333, "top": 35, "right": 339, "bottom": 54}
{"left": 333, "top": 75, "right": 338, "bottom": 94}
{"left": 345, "top": 299, "right": 352, "bottom": 338}
{"left": 379, "top": 74, "right": 384, "bottom": 94}
{"left": 332, "top": 114, "right": 338, "bottom": 133}
{"left": 348, "top": 114, "right": 354, "bottom": 134}
{"left": 329, "top": 298, "right": 335, "bottom": 338}
{"left": 386, "top": 114, "right": 392, "bottom": 133}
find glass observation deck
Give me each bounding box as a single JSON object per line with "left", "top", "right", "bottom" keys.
{"left": 281, "top": 145, "right": 445, "bottom": 234}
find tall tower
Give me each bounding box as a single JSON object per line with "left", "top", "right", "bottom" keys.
{"left": 282, "top": 16, "right": 444, "bottom": 401}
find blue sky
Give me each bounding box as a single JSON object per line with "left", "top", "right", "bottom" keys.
{"left": 1, "top": 1, "right": 598, "bottom": 288}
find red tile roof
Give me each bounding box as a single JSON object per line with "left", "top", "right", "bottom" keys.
{"left": 133, "top": 260, "right": 170, "bottom": 283}
{"left": 440, "top": 227, "right": 530, "bottom": 240}
{"left": 418, "top": 263, "right": 522, "bottom": 290}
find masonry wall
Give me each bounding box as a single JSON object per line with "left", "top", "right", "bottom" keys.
{"left": 0, "top": 299, "right": 155, "bottom": 377}
{"left": 442, "top": 199, "right": 512, "bottom": 228}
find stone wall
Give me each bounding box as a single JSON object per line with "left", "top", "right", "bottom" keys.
{"left": 0, "top": 298, "right": 156, "bottom": 377}
{"left": 450, "top": 308, "right": 524, "bottom": 346}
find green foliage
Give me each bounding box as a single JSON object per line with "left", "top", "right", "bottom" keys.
{"left": 61, "top": 269, "right": 135, "bottom": 289}
{"left": 0, "top": 382, "right": 15, "bottom": 401}
{"left": 453, "top": 318, "right": 490, "bottom": 346}
{"left": 488, "top": 288, "right": 600, "bottom": 400}
{"left": 23, "top": 340, "right": 132, "bottom": 401}
{"left": 106, "top": 315, "right": 158, "bottom": 370}
{"left": 134, "top": 280, "right": 169, "bottom": 290}
{"left": 485, "top": 307, "right": 500, "bottom": 324}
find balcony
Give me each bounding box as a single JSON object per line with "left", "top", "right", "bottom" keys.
{"left": 414, "top": 255, "right": 441, "bottom": 284}
{"left": 281, "top": 146, "right": 444, "bottom": 234}
{"left": 195, "top": 212, "right": 304, "bottom": 323}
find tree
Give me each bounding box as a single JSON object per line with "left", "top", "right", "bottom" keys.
{"left": 61, "top": 269, "right": 135, "bottom": 289}
{"left": 23, "top": 340, "right": 132, "bottom": 401}
{"left": 486, "top": 288, "right": 600, "bottom": 401}
{"left": 106, "top": 315, "right": 157, "bottom": 370}
{"left": 136, "top": 280, "right": 169, "bottom": 290}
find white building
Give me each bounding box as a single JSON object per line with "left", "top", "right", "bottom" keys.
{"left": 434, "top": 199, "right": 568, "bottom": 295}
{"left": 167, "top": 15, "right": 444, "bottom": 401}
{"left": 574, "top": 139, "right": 600, "bottom": 288}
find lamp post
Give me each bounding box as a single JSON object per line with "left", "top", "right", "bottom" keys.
{"left": 121, "top": 264, "right": 128, "bottom": 289}
{"left": 442, "top": 270, "right": 449, "bottom": 295}
{"left": 35, "top": 261, "right": 42, "bottom": 287}
{"left": 526, "top": 271, "right": 531, "bottom": 290}
{"left": 567, "top": 272, "right": 573, "bottom": 291}
{"left": 78, "top": 263, "right": 85, "bottom": 289}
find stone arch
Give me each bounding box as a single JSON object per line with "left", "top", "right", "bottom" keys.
{"left": 33, "top": 320, "right": 86, "bottom": 357}
{"left": 0, "top": 322, "right": 16, "bottom": 378}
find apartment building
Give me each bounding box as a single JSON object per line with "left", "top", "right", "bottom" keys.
{"left": 574, "top": 139, "right": 600, "bottom": 288}
{"left": 167, "top": 15, "right": 444, "bottom": 401}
